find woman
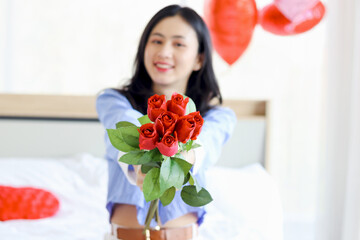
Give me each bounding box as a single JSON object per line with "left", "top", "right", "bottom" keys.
{"left": 97, "top": 4, "right": 236, "bottom": 240}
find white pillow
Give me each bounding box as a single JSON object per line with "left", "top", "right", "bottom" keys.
{"left": 198, "top": 164, "right": 283, "bottom": 240}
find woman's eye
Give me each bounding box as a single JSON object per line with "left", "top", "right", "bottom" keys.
{"left": 175, "top": 43, "right": 185, "bottom": 47}
{"left": 152, "top": 40, "right": 162, "bottom": 44}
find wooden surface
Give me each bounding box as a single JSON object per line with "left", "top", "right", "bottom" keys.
{"left": 0, "top": 94, "right": 97, "bottom": 119}
{"left": 222, "top": 99, "right": 266, "bottom": 118}
{"left": 0, "top": 94, "right": 266, "bottom": 119}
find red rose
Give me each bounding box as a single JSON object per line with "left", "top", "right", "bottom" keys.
{"left": 189, "top": 111, "right": 204, "bottom": 140}
{"left": 155, "top": 111, "right": 178, "bottom": 136}
{"left": 174, "top": 115, "right": 196, "bottom": 143}
{"left": 138, "top": 123, "right": 158, "bottom": 150}
{"left": 156, "top": 132, "right": 178, "bottom": 157}
{"left": 166, "top": 93, "right": 189, "bottom": 117}
{"left": 147, "top": 94, "right": 167, "bottom": 122}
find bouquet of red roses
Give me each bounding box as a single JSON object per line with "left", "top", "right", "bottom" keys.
{"left": 107, "top": 93, "right": 212, "bottom": 233}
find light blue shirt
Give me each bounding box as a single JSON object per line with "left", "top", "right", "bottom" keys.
{"left": 96, "top": 88, "right": 236, "bottom": 226}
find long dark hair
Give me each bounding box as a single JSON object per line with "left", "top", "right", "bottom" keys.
{"left": 118, "top": 4, "right": 222, "bottom": 115}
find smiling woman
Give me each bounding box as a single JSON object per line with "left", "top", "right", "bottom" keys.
{"left": 96, "top": 4, "right": 238, "bottom": 240}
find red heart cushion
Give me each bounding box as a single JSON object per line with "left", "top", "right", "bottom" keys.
{"left": 0, "top": 185, "right": 59, "bottom": 221}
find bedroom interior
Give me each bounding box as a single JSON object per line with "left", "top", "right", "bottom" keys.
{"left": 2, "top": 0, "right": 360, "bottom": 239}
{"left": 0, "top": 94, "right": 283, "bottom": 239}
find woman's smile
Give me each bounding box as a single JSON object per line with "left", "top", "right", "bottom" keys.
{"left": 154, "top": 61, "right": 174, "bottom": 72}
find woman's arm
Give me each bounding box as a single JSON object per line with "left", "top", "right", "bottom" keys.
{"left": 96, "top": 89, "right": 143, "bottom": 184}
{"left": 96, "top": 89, "right": 143, "bottom": 130}
{"left": 193, "top": 107, "right": 237, "bottom": 173}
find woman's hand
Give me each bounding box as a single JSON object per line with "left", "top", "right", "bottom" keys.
{"left": 133, "top": 165, "right": 146, "bottom": 191}
{"left": 133, "top": 150, "right": 195, "bottom": 191}
{"left": 180, "top": 149, "right": 195, "bottom": 165}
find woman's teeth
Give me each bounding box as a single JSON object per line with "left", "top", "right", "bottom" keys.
{"left": 156, "top": 63, "right": 172, "bottom": 69}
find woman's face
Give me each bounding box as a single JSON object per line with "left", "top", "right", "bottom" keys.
{"left": 144, "top": 15, "right": 202, "bottom": 94}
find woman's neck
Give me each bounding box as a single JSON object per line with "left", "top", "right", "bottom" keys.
{"left": 152, "top": 84, "right": 187, "bottom": 100}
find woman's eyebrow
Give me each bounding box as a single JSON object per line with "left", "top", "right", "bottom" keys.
{"left": 151, "top": 32, "right": 185, "bottom": 39}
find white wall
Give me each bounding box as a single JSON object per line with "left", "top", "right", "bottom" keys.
{"left": 0, "top": 0, "right": 327, "bottom": 235}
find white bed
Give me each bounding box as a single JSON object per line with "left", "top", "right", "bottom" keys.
{"left": 0, "top": 94, "right": 283, "bottom": 240}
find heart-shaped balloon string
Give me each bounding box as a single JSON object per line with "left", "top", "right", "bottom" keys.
{"left": 259, "top": 1, "right": 325, "bottom": 35}
{"left": 204, "top": 0, "right": 258, "bottom": 65}
{"left": 0, "top": 185, "right": 59, "bottom": 221}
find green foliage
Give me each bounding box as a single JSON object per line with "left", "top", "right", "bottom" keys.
{"left": 119, "top": 148, "right": 162, "bottom": 165}
{"left": 189, "top": 173, "right": 194, "bottom": 185}
{"left": 189, "top": 172, "right": 201, "bottom": 193}
{"left": 183, "top": 94, "right": 196, "bottom": 114}
{"left": 146, "top": 148, "right": 163, "bottom": 162}
{"left": 159, "top": 157, "right": 184, "bottom": 192}
{"left": 119, "top": 150, "right": 146, "bottom": 164}
{"left": 141, "top": 162, "right": 160, "bottom": 174}
{"left": 191, "top": 143, "right": 201, "bottom": 149}
{"left": 107, "top": 129, "right": 138, "bottom": 152}
{"left": 160, "top": 187, "right": 176, "bottom": 206}
{"left": 143, "top": 168, "right": 162, "bottom": 202}
{"left": 138, "top": 115, "right": 152, "bottom": 125}
{"left": 172, "top": 157, "right": 193, "bottom": 175}
{"left": 183, "top": 140, "right": 201, "bottom": 152}
{"left": 181, "top": 186, "right": 213, "bottom": 207}
{"left": 119, "top": 126, "right": 139, "bottom": 149}
{"left": 183, "top": 172, "right": 190, "bottom": 185}
{"left": 116, "top": 121, "right": 137, "bottom": 129}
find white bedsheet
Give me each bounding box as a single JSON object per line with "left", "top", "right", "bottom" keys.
{"left": 0, "top": 154, "right": 109, "bottom": 240}
{"left": 200, "top": 164, "right": 283, "bottom": 240}
{"left": 0, "top": 154, "right": 283, "bottom": 240}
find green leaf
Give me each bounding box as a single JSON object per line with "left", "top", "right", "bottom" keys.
{"left": 138, "top": 115, "right": 152, "bottom": 125}
{"left": 191, "top": 143, "right": 201, "bottom": 149}
{"left": 181, "top": 185, "right": 213, "bottom": 207}
{"left": 182, "top": 94, "right": 196, "bottom": 115}
{"left": 119, "top": 150, "right": 146, "bottom": 164}
{"left": 146, "top": 148, "right": 163, "bottom": 162}
{"left": 177, "top": 142, "right": 185, "bottom": 152}
{"left": 184, "top": 140, "right": 193, "bottom": 151}
{"left": 171, "top": 157, "right": 193, "bottom": 175}
{"left": 119, "top": 148, "right": 163, "bottom": 165}
{"left": 116, "top": 121, "right": 137, "bottom": 129}
{"left": 189, "top": 172, "right": 201, "bottom": 193}
{"left": 107, "top": 128, "right": 137, "bottom": 152}
{"left": 189, "top": 173, "right": 194, "bottom": 185}
{"left": 183, "top": 172, "right": 190, "bottom": 185}
{"left": 141, "top": 162, "right": 160, "bottom": 174}
{"left": 160, "top": 157, "right": 184, "bottom": 192}
{"left": 160, "top": 187, "right": 176, "bottom": 206}
{"left": 183, "top": 141, "right": 201, "bottom": 151}
{"left": 143, "top": 168, "right": 162, "bottom": 202}
{"left": 119, "top": 126, "right": 139, "bottom": 149}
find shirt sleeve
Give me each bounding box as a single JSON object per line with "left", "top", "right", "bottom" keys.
{"left": 193, "top": 106, "right": 237, "bottom": 174}
{"left": 96, "top": 89, "right": 143, "bottom": 130}
{"left": 96, "top": 89, "right": 143, "bottom": 184}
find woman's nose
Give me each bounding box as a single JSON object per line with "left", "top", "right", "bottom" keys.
{"left": 157, "top": 43, "right": 172, "bottom": 59}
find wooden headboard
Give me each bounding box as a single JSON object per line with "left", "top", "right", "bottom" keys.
{"left": 0, "top": 94, "right": 268, "bottom": 168}
{"left": 0, "top": 94, "right": 266, "bottom": 120}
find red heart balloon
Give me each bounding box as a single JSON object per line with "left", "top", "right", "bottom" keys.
{"left": 204, "top": 0, "right": 258, "bottom": 65}
{"left": 259, "top": 2, "right": 325, "bottom": 36}
{"left": 0, "top": 185, "right": 59, "bottom": 221}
